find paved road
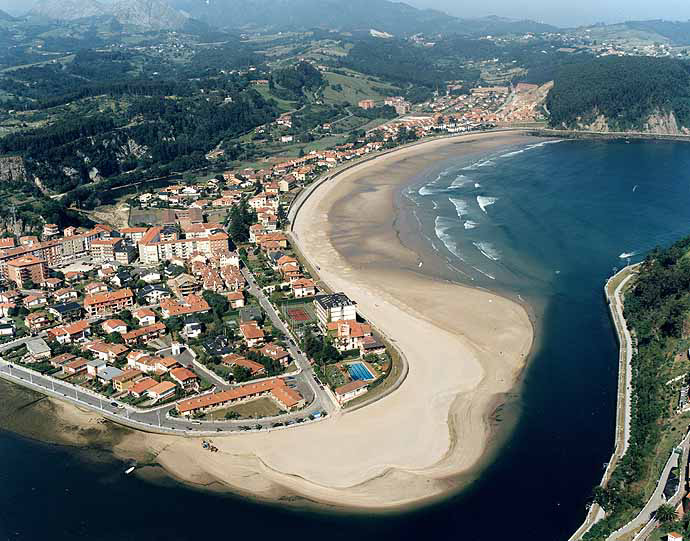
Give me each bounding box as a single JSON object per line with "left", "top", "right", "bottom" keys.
{"left": 569, "top": 268, "right": 638, "bottom": 541}
{"left": 240, "top": 266, "right": 336, "bottom": 415}
{"left": 609, "top": 430, "right": 690, "bottom": 540}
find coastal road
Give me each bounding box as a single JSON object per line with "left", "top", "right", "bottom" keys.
{"left": 608, "top": 430, "right": 690, "bottom": 540}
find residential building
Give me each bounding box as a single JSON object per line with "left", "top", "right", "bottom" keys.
{"left": 222, "top": 354, "right": 265, "bottom": 377}
{"left": 170, "top": 367, "right": 199, "bottom": 392}
{"left": 26, "top": 338, "right": 51, "bottom": 361}
{"left": 7, "top": 255, "right": 48, "bottom": 288}
{"left": 47, "top": 302, "right": 82, "bottom": 322}
{"left": 334, "top": 380, "right": 369, "bottom": 404}
{"left": 83, "top": 289, "right": 134, "bottom": 317}
{"left": 176, "top": 378, "right": 304, "bottom": 416}
{"left": 63, "top": 357, "right": 88, "bottom": 375}
{"left": 129, "top": 377, "right": 158, "bottom": 397}
{"left": 160, "top": 294, "right": 210, "bottom": 318}
{"left": 102, "top": 319, "right": 127, "bottom": 335}
{"left": 327, "top": 320, "right": 372, "bottom": 352}
{"left": 292, "top": 278, "right": 316, "bottom": 298}
{"left": 132, "top": 308, "right": 156, "bottom": 326}
{"left": 121, "top": 322, "right": 166, "bottom": 346}
{"left": 112, "top": 369, "right": 143, "bottom": 393}
{"left": 90, "top": 238, "right": 123, "bottom": 263}
{"left": 239, "top": 322, "right": 265, "bottom": 347}
{"left": 146, "top": 381, "right": 177, "bottom": 402}
{"left": 314, "top": 293, "right": 357, "bottom": 328}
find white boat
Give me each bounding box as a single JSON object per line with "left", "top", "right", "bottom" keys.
{"left": 124, "top": 466, "right": 136, "bottom": 475}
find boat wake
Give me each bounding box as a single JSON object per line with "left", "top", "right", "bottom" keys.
{"left": 619, "top": 251, "right": 638, "bottom": 259}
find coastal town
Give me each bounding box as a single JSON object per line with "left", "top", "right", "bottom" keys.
{"left": 0, "top": 139, "right": 407, "bottom": 431}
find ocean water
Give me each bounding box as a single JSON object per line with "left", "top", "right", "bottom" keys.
{"left": 4, "top": 139, "right": 690, "bottom": 540}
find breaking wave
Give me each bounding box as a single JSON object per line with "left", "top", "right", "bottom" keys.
{"left": 434, "top": 216, "right": 463, "bottom": 260}
{"left": 449, "top": 197, "right": 469, "bottom": 219}
{"left": 477, "top": 196, "right": 498, "bottom": 214}
{"left": 473, "top": 241, "right": 501, "bottom": 261}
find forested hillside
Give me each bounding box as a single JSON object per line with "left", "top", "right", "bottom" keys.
{"left": 585, "top": 238, "right": 690, "bottom": 539}
{"left": 547, "top": 56, "right": 690, "bottom": 133}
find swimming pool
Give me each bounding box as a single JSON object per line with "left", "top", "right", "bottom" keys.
{"left": 348, "top": 362, "right": 375, "bottom": 381}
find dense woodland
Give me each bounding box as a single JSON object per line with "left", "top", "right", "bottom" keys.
{"left": 547, "top": 56, "right": 690, "bottom": 130}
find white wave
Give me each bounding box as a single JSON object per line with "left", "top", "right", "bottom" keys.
{"left": 432, "top": 201, "right": 439, "bottom": 210}
{"left": 451, "top": 174, "right": 472, "bottom": 188}
{"left": 463, "top": 220, "right": 479, "bottom": 230}
{"left": 463, "top": 158, "right": 495, "bottom": 171}
{"left": 474, "top": 183, "right": 481, "bottom": 188}
{"left": 500, "top": 148, "right": 526, "bottom": 158}
{"left": 619, "top": 251, "right": 637, "bottom": 259}
{"left": 473, "top": 241, "right": 501, "bottom": 261}
{"left": 477, "top": 195, "right": 498, "bottom": 214}
{"left": 418, "top": 184, "right": 437, "bottom": 196}
{"left": 449, "top": 197, "right": 469, "bottom": 219}
{"left": 499, "top": 139, "right": 564, "bottom": 159}
{"left": 471, "top": 265, "right": 496, "bottom": 280}
{"left": 434, "top": 217, "right": 463, "bottom": 260}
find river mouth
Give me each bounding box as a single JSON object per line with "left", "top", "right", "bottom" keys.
{"left": 2, "top": 138, "right": 690, "bottom": 540}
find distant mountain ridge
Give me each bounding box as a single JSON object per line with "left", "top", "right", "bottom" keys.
{"left": 28, "top": 0, "right": 191, "bottom": 30}
{"left": 168, "top": 0, "right": 559, "bottom": 35}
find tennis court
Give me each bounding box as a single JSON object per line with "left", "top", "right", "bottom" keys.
{"left": 287, "top": 308, "right": 310, "bottom": 322}
{"left": 347, "top": 362, "right": 375, "bottom": 381}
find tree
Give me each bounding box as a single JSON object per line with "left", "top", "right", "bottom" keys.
{"left": 655, "top": 504, "right": 677, "bottom": 524}
{"left": 166, "top": 316, "right": 183, "bottom": 333}
{"left": 232, "top": 365, "right": 251, "bottom": 383}
{"left": 225, "top": 410, "right": 241, "bottom": 420}
{"left": 106, "top": 332, "right": 124, "bottom": 344}
{"left": 203, "top": 290, "right": 229, "bottom": 318}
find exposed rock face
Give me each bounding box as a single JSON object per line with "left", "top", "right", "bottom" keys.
{"left": 569, "top": 108, "right": 690, "bottom": 135}
{"left": 0, "top": 156, "right": 27, "bottom": 182}
{"left": 644, "top": 110, "right": 684, "bottom": 135}
{"left": 29, "top": 0, "right": 190, "bottom": 30}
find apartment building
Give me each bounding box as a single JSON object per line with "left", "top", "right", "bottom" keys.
{"left": 6, "top": 255, "right": 48, "bottom": 288}
{"left": 83, "top": 288, "right": 134, "bottom": 317}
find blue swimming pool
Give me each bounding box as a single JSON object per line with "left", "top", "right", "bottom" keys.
{"left": 348, "top": 362, "right": 374, "bottom": 381}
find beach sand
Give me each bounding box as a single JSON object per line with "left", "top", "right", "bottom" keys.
{"left": 2, "top": 131, "right": 536, "bottom": 510}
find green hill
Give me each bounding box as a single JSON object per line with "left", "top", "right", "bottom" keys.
{"left": 547, "top": 56, "right": 690, "bottom": 133}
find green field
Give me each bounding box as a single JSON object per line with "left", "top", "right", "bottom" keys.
{"left": 322, "top": 71, "right": 398, "bottom": 106}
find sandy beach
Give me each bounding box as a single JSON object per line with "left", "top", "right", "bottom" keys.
{"left": 2, "top": 131, "right": 537, "bottom": 510}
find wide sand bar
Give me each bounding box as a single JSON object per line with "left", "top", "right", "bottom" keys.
{"left": 49, "top": 131, "right": 536, "bottom": 509}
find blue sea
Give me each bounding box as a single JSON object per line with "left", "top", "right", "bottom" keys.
{"left": 4, "top": 139, "right": 690, "bottom": 540}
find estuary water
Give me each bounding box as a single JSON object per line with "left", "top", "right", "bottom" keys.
{"left": 3, "top": 139, "right": 690, "bottom": 540}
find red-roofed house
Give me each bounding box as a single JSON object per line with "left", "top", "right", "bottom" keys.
{"left": 239, "top": 322, "right": 265, "bottom": 347}
{"left": 170, "top": 367, "right": 200, "bottom": 392}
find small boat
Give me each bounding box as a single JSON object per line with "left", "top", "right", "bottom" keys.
{"left": 418, "top": 261, "right": 423, "bottom": 268}
{"left": 124, "top": 466, "right": 135, "bottom": 475}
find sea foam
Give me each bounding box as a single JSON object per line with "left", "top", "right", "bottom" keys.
{"left": 434, "top": 216, "right": 463, "bottom": 260}
{"left": 473, "top": 241, "right": 501, "bottom": 261}
{"left": 477, "top": 196, "right": 498, "bottom": 214}
{"left": 449, "top": 197, "right": 469, "bottom": 219}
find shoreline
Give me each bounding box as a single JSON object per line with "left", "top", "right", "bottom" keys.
{"left": 1, "top": 130, "right": 536, "bottom": 511}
